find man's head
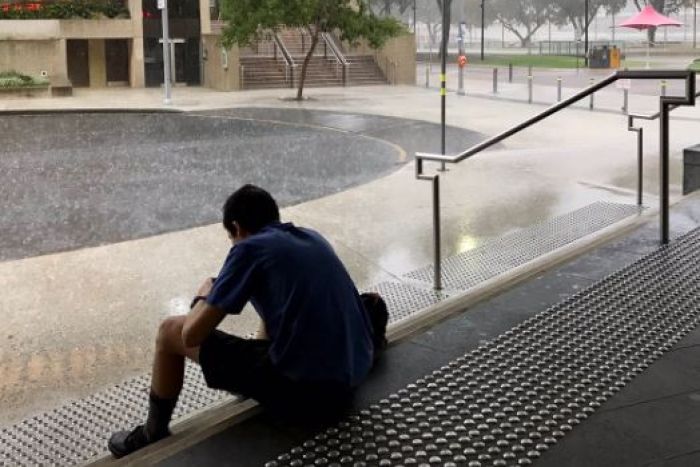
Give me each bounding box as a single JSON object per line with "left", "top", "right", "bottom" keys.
{"left": 223, "top": 185, "right": 280, "bottom": 241}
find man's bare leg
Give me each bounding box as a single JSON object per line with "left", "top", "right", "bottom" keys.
{"left": 152, "top": 315, "right": 200, "bottom": 399}
{"left": 108, "top": 315, "right": 199, "bottom": 458}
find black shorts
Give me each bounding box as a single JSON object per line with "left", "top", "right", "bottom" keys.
{"left": 199, "top": 330, "right": 353, "bottom": 420}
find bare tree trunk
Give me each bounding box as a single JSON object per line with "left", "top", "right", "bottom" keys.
{"left": 297, "top": 23, "right": 321, "bottom": 100}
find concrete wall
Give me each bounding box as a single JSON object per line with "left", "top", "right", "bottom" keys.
{"left": 347, "top": 33, "right": 416, "bottom": 85}
{"left": 0, "top": 19, "right": 134, "bottom": 40}
{"left": 202, "top": 35, "right": 241, "bottom": 91}
{"left": 0, "top": 39, "right": 67, "bottom": 81}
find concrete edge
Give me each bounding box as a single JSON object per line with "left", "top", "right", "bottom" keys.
{"left": 82, "top": 205, "right": 657, "bottom": 467}
{"left": 0, "top": 108, "right": 183, "bottom": 116}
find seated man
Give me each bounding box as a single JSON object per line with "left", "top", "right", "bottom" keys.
{"left": 109, "top": 184, "right": 387, "bottom": 458}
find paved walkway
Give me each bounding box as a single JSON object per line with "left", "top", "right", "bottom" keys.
{"left": 159, "top": 191, "right": 700, "bottom": 467}
{"left": 1, "top": 82, "right": 699, "bottom": 428}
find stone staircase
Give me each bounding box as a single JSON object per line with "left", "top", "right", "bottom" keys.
{"left": 238, "top": 28, "right": 388, "bottom": 90}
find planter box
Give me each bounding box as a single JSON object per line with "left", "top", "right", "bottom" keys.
{"left": 0, "top": 85, "right": 50, "bottom": 98}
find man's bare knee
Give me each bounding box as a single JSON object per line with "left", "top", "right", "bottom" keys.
{"left": 156, "top": 316, "right": 186, "bottom": 353}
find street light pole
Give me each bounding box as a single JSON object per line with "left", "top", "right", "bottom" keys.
{"left": 440, "top": 0, "right": 449, "bottom": 171}
{"left": 695, "top": 0, "right": 697, "bottom": 49}
{"left": 159, "top": 0, "right": 172, "bottom": 105}
{"left": 413, "top": 0, "right": 417, "bottom": 33}
{"left": 480, "top": 0, "right": 485, "bottom": 60}
{"left": 584, "top": 0, "right": 589, "bottom": 67}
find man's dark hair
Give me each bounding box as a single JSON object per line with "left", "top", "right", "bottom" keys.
{"left": 223, "top": 185, "right": 280, "bottom": 235}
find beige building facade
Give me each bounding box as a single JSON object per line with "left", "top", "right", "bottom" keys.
{"left": 0, "top": 0, "right": 415, "bottom": 91}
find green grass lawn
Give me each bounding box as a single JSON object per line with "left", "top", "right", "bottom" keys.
{"left": 688, "top": 59, "right": 700, "bottom": 71}
{"left": 465, "top": 54, "right": 640, "bottom": 70}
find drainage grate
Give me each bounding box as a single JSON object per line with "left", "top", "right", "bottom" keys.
{"left": 405, "top": 202, "right": 641, "bottom": 291}
{"left": 0, "top": 364, "right": 233, "bottom": 467}
{"left": 266, "top": 228, "right": 700, "bottom": 466}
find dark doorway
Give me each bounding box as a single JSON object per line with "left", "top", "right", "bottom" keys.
{"left": 142, "top": 0, "right": 201, "bottom": 87}
{"left": 105, "top": 40, "right": 130, "bottom": 84}
{"left": 67, "top": 40, "right": 90, "bottom": 87}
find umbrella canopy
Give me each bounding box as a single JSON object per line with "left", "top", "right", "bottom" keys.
{"left": 618, "top": 5, "right": 682, "bottom": 31}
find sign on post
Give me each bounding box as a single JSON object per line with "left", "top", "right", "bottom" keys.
{"left": 616, "top": 79, "right": 632, "bottom": 90}
{"left": 157, "top": 0, "right": 164, "bottom": 9}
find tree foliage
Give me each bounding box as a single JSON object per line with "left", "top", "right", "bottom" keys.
{"left": 219, "top": 0, "right": 405, "bottom": 99}
{"left": 491, "top": 0, "right": 556, "bottom": 47}
{"left": 551, "top": 0, "right": 626, "bottom": 39}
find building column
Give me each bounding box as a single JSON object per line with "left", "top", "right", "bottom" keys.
{"left": 52, "top": 38, "right": 69, "bottom": 80}
{"left": 128, "top": 0, "right": 145, "bottom": 87}
{"left": 130, "top": 37, "right": 146, "bottom": 87}
{"left": 200, "top": 0, "right": 212, "bottom": 34}
{"left": 88, "top": 39, "right": 107, "bottom": 87}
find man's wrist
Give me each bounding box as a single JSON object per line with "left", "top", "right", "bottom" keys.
{"left": 190, "top": 295, "right": 207, "bottom": 310}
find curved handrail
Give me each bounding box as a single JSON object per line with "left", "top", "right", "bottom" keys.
{"left": 416, "top": 70, "right": 695, "bottom": 167}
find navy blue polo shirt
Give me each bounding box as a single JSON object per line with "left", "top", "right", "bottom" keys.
{"left": 207, "top": 222, "right": 374, "bottom": 387}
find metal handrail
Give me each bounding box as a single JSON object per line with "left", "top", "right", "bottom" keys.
{"left": 273, "top": 32, "right": 296, "bottom": 88}
{"left": 628, "top": 90, "right": 700, "bottom": 207}
{"left": 322, "top": 32, "right": 348, "bottom": 86}
{"left": 415, "top": 69, "right": 696, "bottom": 291}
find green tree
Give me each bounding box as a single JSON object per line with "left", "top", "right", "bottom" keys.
{"left": 491, "top": 0, "right": 556, "bottom": 47}
{"left": 220, "top": 0, "right": 405, "bottom": 100}
{"left": 551, "top": 0, "right": 626, "bottom": 40}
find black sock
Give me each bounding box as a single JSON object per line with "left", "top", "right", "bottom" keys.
{"left": 144, "top": 390, "right": 177, "bottom": 440}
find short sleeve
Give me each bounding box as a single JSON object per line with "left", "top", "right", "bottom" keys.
{"left": 207, "top": 244, "right": 257, "bottom": 315}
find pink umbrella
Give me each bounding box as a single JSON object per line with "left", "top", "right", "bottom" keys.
{"left": 618, "top": 5, "right": 683, "bottom": 68}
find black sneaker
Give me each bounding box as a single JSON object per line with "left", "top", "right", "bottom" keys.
{"left": 108, "top": 425, "right": 170, "bottom": 458}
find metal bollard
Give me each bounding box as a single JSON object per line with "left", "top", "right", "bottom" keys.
{"left": 661, "top": 80, "right": 667, "bottom": 96}
{"left": 557, "top": 77, "right": 562, "bottom": 102}
{"left": 425, "top": 65, "right": 430, "bottom": 88}
{"left": 622, "top": 89, "right": 629, "bottom": 114}
{"left": 528, "top": 74, "right": 533, "bottom": 103}
{"left": 589, "top": 78, "right": 595, "bottom": 110}
{"left": 508, "top": 63, "right": 513, "bottom": 83}
{"left": 493, "top": 68, "right": 498, "bottom": 94}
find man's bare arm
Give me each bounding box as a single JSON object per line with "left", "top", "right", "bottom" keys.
{"left": 182, "top": 301, "right": 226, "bottom": 348}
{"left": 181, "top": 277, "right": 226, "bottom": 348}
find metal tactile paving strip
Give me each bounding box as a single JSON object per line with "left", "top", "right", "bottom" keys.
{"left": 0, "top": 363, "right": 233, "bottom": 467}
{"left": 365, "top": 282, "right": 451, "bottom": 323}
{"left": 0, "top": 202, "right": 642, "bottom": 466}
{"left": 405, "top": 202, "right": 642, "bottom": 291}
{"left": 265, "top": 228, "right": 700, "bottom": 467}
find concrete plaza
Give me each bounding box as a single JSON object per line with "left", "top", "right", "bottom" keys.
{"left": 1, "top": 74, "right": 699, "bottom": 434}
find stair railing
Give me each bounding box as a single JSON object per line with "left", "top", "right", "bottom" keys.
{"left": 627, "top": 88, "right": 700, "bottom": 206}
{"left": 415, "top": 70, "right": 696, "bottom": 291}
{"left": 273, "top": 32, "right": 296, "bottom": 88}
{"left": 322, "top": 32, "right": 348, "bottom": 86}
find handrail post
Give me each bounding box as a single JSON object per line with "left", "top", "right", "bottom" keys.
{"left": 528, "top": 74, "right": 533, "bottom": 103}
{"left": 432, "top": 175, "right": 442, "bottom": 290}
{"left": 557, "top": 77, "right": 562, "bottom": 102}
{"left": 629, "top": 115, "right": 644, "bottom": 206}
{"left": 589, "top": 78, "right": 595, "bottom": 110}
{"left": 493, "top": 68, "right": 498, "bottom": 94}
{"left": 660, "top": 101, "right": 670, "bottom": 244}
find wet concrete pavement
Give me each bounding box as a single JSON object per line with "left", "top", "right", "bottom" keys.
{"left": 2, "top": 83, "right": 700, "bottom": 427}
